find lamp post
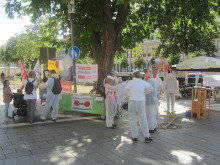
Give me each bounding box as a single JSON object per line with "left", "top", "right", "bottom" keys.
{"left": 3, "top": 46, "right": 6, "bottom": 77}
{"left": 68, "top": 0, "right": 77, "bottom": 93}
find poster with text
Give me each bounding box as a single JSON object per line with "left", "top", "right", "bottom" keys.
{"left": 48, "top": 60, "right": 59, "bottom": 76}
{"left": 76, "top": 64, "right": 98, "bottom": 82}
{"left": 72, "top": 95, "right": 93, "bottom": 112}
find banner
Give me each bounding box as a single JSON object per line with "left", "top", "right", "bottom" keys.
{"left": 33, "top": 59, "right": 41, "bottom": 79}
{"left": 48, "top": 60, "right": 59, "bottom": 76}
{"left": 60, "top": 80, "right": 72, "bottom": 92}
{"left": 202, "top": 72, "right": 220, "bottom": 87}
{"left": 76, "top": 64, "right": 98, "bottom": 82}
{"left": 72, "top": 95, "right": 93, "bottom": 112}
{"left": 20, "top": 61, "right": 27, "bottom": 81}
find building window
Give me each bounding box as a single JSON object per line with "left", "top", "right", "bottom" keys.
{"left": 143, "top": 53, "right": 146, "bottom": 57}
{"left": 131, "top": 63, "right": 133, "bottom": 71}
{"left": 127, "top": 51, "right": 129, "bottom": 58}
{"left": 131, "top": 51, "right": 133, "bottom": 58}
{"left": 148, "top": 53, "right": 151, "bottom": 57}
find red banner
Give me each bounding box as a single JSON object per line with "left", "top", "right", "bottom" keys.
{"left": 20, "top": 61, "right": 27, "bottom": 81}
{"left": 60, "top": 80, "right": 72, "bottom": 92}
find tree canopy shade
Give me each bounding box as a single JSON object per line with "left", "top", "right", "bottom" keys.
{"left": 4, "top": 0, "right": 220, "bottom": 91}
{"left": 153, "top": 0, "right": 220, "bottom": 60}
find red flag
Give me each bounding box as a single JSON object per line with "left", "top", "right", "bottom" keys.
{"left": 20, "top": 61, "right": 27, "bottom": 81}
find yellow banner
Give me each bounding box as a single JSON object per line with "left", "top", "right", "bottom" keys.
{"left": 48, "top": 60, "right": 59, "bottom": 76}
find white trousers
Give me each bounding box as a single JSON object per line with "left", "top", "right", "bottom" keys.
{"left": 146, "top": 104, "right": 156, "bottom": 130}
{"left": 41, "top": 94, "right": 60, "bottom": 120}
{"left": 166, "top": 93, "right": 175, "bottom": 113}
{"left": 128, "top": 100, "right": 150, "bottom": 138}
{"left": 105, "top": 99, "right": 116, "bottom": 127}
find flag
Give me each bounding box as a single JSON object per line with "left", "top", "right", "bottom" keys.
{"left": 33, "top": 59, "right": 41, "bottom": 79}
{"left": 20, "top": 61, "right": 27, "bottom": 81}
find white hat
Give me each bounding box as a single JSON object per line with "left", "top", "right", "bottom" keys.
{"left": 107, "top": 75, "right": 114, "bottom": 80}
{"left": 132, "top": 69, "right": 140, "bottom": 74}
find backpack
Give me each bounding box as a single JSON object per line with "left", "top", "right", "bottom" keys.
{"left": 52, "top": 77, "right": 62, "bottom": 95}
{"left": 25, "top": 79, "right": 35, "bottom": 95}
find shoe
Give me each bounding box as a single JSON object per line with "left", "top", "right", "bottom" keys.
{"left": 40, "top": 118, "right": 45, "bottom": 122}
{"left": 112, "top": 124, "right": 117, "bottom": 127}
{"left": 52, "top": 119, "right": 56, "bottom": 122}
{"left": 107, "top": 126, "right": 116, "bottom": 129}
{"left": 149, "top": 130, "right": 155, "bottom": 133}
{"left": 145, "top": 137, "right": 153, "bottom": 143}
{"left": 132, "top": 138, "right": 138, "bottom": 142}
{"left": 154, "top": 128, "right": 157, "bottom": 132}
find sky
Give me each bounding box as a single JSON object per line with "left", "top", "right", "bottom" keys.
{"left": 0, "top": 0, "right": 31, "bottom": 46}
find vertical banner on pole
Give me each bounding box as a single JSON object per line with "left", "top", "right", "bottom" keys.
{"left": 20, "top": 61, "right": 27, "bottom": 82}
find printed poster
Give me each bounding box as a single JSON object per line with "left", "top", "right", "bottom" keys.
{"left": 76, "top": 64, "right": 98, "bottom": 82}
{"left": 48, "top": 60, "right": 59, "bottom": 76}
{"left": 72, "top": 95, "right": 93, "bottom": 112}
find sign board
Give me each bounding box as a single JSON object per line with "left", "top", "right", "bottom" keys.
{"left": 68, "top": 46, "right": 80, "bottom": 60}
{"left": 76, "top": 64, "right": 98, "bottom": 82}
{"left": 48, "top": 60, "right": 59, "bottom": 76}
{"left": 72, "top": 95, "right": 93, "bottom": 112}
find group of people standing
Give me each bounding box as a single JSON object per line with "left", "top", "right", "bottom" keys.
{"left": 103, "top": 68, "right": 178, "bottom": 143}
{"left": 2, "top": 69, "right": 61, "bottom": 124}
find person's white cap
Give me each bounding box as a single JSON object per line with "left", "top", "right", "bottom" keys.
{"left": 107, "top": 75, "right": 114, "bottom": 80}
{"left": 132, "top": 69, "right": 140, "bottom": 74}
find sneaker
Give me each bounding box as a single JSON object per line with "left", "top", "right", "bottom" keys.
{"left": 149, "top": 130, "right": 155, "bottom": 133}
{"left": 132, "top": 138, "right": 138, "bottom": 142}
{"left": 145, "top": 137, "right": 153, "bottom": 143}
{"left": 40, "top": 118, "right": 45, "bottom": 122}
{"left": 52, "top": 119, "right": 56, "bottom": 122}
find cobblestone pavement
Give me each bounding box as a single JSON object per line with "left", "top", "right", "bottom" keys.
{"left": 1, "top": 83, "right": 220, "bottom": 165}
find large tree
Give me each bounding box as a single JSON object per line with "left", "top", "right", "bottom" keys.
{"left": 5, "top": 0, "right": 220, "bottom": 92}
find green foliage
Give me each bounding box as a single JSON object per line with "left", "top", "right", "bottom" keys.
{"left": 134, "top": 54, "right": 145, "bottom": 69}
{"left": 120, "top": 55, "right": 129, "bottom": 68}
{"left": 153, "top": 0, "right": 220, "bottom": 58}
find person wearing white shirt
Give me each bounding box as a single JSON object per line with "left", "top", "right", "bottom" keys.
{"left": 20, "top": 71, "right": 37, "bottom": 124}
{"left": 124, "top": 69, "right": 153, "bottom": 143}
{"left": 145, "top": 70, "right": 158, "bottom": 133}
{"left": 163, "top": 69, "right": 179, "bottom": 114}
{"left": 152, "top": 68, "right": 163, "bottom": 131}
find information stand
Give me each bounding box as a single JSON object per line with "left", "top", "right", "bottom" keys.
{"left": 59, "top": 93, "right": 103, "bottom": 114}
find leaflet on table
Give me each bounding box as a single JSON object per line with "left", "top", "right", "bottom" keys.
{"left": 72, "top": 95, "right": 93, "bottom": 112}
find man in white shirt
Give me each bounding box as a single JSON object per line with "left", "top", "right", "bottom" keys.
{"left": 163, "top": 69, "right": 179, "bottom": 114}
{"left": 124, "top": 69, "right": 153, "bottom": 143}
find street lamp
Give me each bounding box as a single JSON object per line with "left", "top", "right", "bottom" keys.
{"left": 68, "top": 0, "right": 77, "bottom": 93}
{"left": 3, "top": 46, "right": 6, "bottom": 77}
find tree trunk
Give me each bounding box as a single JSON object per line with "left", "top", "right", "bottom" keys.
{"left": 92, "top": 0, "right": 130, "bottom": 93}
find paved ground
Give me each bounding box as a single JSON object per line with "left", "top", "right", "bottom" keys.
{"left": 1, "top": 82, "right": 220, "bottom": 165}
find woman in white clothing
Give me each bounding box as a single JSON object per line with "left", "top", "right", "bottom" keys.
{"left": 105, "top": 76, "right": 119, "bottom": 129}
{"left": 145, "top": 70, "right": 158, "bottom": 133}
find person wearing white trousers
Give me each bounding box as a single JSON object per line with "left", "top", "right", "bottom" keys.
{"left": 124, "top": 70, "right": 153, "bottom": 143}
{"left": 145, "top": 70, "right": 158, "bottom": 133}
{"left": 152, "top": 68, "right": 163, "bottom": 131}
{"left": 40, "top": 70, "right": 61, "bottom": 121}
{"left": 105, "top": 76, "right": 119, "bottom": 129}
{"left": 163, "top": 69, "right": 179, "bottom": 114}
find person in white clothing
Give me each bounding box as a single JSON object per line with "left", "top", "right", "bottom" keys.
{"left": 105, "top": 75, "right": 119, "bottom": 129}
{"left": 152, "top": 68, "right": 163, "bottom": 131}
{"left": 145, "top": 70, "right": 158, "bottom": 133}
{"left": 163, "top": 69, "right": 179, "bottom": 114}
{"left": 124, "top": 69, "right": 153, "bottom": 143}
{"left": 20, "top": 71, "right": 37, "bottom": 124}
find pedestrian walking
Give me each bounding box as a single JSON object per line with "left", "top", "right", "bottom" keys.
{"left": 3, "top": 79, "right": 13, "bottom": 122}
{"left": 1, "top": 71, "right": 5, "bottom": 82}
{"left": 20, "top": 71, "right": 37, "bottom": 124}
{"left": 40, "top": 70, "right": 62, "bottom": 122}
{"left": 124, "top": 69, "right": 153, "bottom": 143}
